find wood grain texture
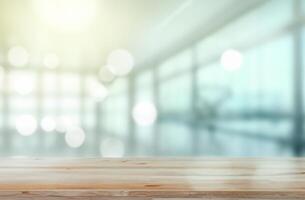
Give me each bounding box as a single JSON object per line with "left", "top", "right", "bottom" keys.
{"left": 0, "top": 158, "right": 305, "bottom": 199}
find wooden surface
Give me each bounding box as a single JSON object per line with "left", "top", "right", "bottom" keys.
{"left": 0, "top": 158, "right": 305, "bottom": 199}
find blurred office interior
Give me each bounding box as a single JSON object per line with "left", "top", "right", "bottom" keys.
{"left": 0, "top": 0, "right": 303, "bottom": 157}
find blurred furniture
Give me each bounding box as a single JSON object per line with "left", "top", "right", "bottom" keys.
{"left": 0, "top": 158, "right": 304, "bottom": 199}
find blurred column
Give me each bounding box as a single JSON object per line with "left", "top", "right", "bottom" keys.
{"left": 191, "top": 47, "right": 200, "bottom": 155}
{"left": 79, "top": 69, "right": 86, "bottom": 156}
{"left": 292, "top": 0, "right": 304, "bottom": 156}
{"left": 153, "top": 64, "right": 160, "bottom": 156}
{"left": 37, "top": 64, "right": 44, "bottom": 155}
{"left": 55, "top": 64, "right": 64, "bottom": 153}
{"left": 2, "top": 66, "right": 10, "bottom": 155}
{"left": 94, "top": 102, "right": 102, "bottom": 155}
{"left": 127, "top": 75, "right": 136, "bottom": 155}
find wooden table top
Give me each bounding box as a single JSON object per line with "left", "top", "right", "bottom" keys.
{"left": 0, "top": 158, "right": 305, "bottom": 199}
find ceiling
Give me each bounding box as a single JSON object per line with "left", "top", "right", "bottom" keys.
{"left": 0, "top": 0, "right": 263, "bottom": 71}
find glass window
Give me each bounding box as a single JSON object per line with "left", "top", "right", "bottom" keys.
{"left": 197, "top": 0, "right": 293, "bottom": 64}
{"left": 9, "top": 71, "right": 37, "bottom": 96}
{"left": 159, "top": 123, "right": 192, "bottom": 156}
{"left": 101, "top": 95, "right": 128, "bottom": 137}
{"left": 134, "top": 71, "right": 155, "bottom": 155}
{"left": 135, "top": 71, "right": 153, "bottom": 102}
{"left": 160, "top": 73, "right": 191, "bottom": 113}
{"left": 60, "top": 73, "right": 80, "bottom": 95}
{"left": 43, "top": 72, "right": 57, "bottom": 96}
{"left": 60, "top": 97, "right": 80, "bottom": 113}
{"left": 10, "top": 97, "right": 36, "bottom": 113}
{"left": 159, "top": 49, "right": 192, "bottom": 80}
{"left": 43, "top": 97, "right": 58, "bottom": 114}
{"left": 109, "top": 78, "right": 127, "bottom": 96}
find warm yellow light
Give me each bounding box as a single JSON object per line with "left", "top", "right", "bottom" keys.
{"left": 36, "top": 0, "right": 97, "bottom": 32}
{"left": 65, "top": 126, "right": 86, "bottom": 148}
{"left": 0, "top": 65, "right": 4, "bottom": 75}
{"left": 107, "top": 49, "right": 134, "bottom": 76}
{"left": 15, "top": 115, "right": 37, "bottom": 136}
{"left": 0, "top": 66, "right": 4, "bottom": 91}
{"left": 0, "top": 65, "right": 4, "bottom": 79}
{"left": 221, "top": 49, "right": 243, "bottom": 71}
{"left": 8, "top": 46, "right": 29, "bottom": 67}
{"left": 132, "top": 102, "right": 157, "bottom": 126}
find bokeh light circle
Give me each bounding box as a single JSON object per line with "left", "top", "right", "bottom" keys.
{"left": 107, "top": 49, "right": 134, "bottom": 76}
{"left": 65, "top": 126, "right": 86, "bottom": 148}
{"left": 220, "top": 49, "right": 243, "bottom": 71}
{"left": 132, "top": 102, "right": 157, "bottom": 126}
{"left": 15, "top": 115, "right": 38, "bottom": 136}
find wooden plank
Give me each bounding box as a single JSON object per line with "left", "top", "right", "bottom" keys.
{"left": 1, "top": 158, "right": 305, "bottom": 168}
{"left": 0, "top": 158, "right": 304, "bottom": 199}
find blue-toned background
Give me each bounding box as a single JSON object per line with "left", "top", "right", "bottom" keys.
{"left": 0, "top": 0, "right": 302, "bottom": 157}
